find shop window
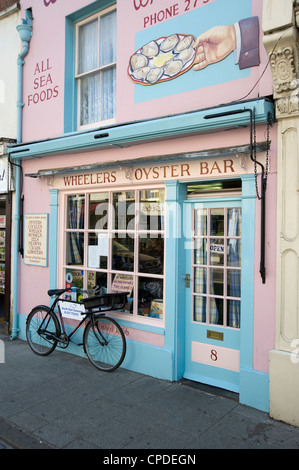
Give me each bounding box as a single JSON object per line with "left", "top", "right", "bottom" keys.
{"left": 75, "top": 6, "right": 116, "bottom": 129}
{"left": 62, "top": 188, "right": 165, "bottom": 322}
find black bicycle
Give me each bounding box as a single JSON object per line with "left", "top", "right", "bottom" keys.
{"left": 26, "top": 287, "right": 128, "bottom": 372}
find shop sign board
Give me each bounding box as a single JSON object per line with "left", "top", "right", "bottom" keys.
{"left": 24, "top": 213, "right": 49, "bottom": 267}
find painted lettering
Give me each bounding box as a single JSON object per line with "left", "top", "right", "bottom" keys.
{"left": 224, "top": 159, "right": 235, "bottom": 173}
{"left": 144, "top": 4, "right": 179, "bottom": 28}
{"left": 199, "top": 160, "right": 235, "bottom": 176}
{"left": 44, "top": 0, "right": 57, "bottom": 6}
{"left": 63, "top": 171, "right": 117, "bottom": 187}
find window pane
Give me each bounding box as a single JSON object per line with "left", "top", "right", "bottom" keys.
{"left": 89, "top": 193, "right": 109, "bottom": 230}
{"left": 66, "top": 232, "right": 84, "bottom": 265}
{"left": 78, "top": 19, "right": 98, "bottom": 74}
{"left": 139, "top": 234, "right": 164, "bottom": 274}
{"left": 138, "top": 277, "right": 163, "bottom": 318}
{"left": 113, "top": 191, "right": 135, "bottom": 230}
{"left": 88, "top": 233, "right": 108, "bottom": 269}
{"left": 99, "top": 10, "right": 116, "bottom": 67}
{"left": 101, "top": 67, "right": 116, "bottom": 121}
{"left": 112, "top": 233, "right": 134, "bottom": 271}
{"left": 210, "top": 208, "right": 224, "bottom": 236}
{"left": 65, "top": 268, "right": 84, "bottom": 291}
{"left": 80, "top": 73, "right": 101, "bottom": 126}
{"left": 67, "top": 195, "right": 85, "bottom": 229}
{"left": 139, "top": 189, "right": 165, "bottom": 231}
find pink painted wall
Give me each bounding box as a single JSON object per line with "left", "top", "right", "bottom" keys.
{"left": 19, "top": 0, "right": 272, "bottom": 142}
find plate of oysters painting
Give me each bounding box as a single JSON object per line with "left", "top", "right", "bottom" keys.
{"left": 128, "top": 33, "right": 196, "bottom": 85}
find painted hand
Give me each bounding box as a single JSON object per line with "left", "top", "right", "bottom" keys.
{"left": 193, "top": 25, "right": 236, "bottom": 71}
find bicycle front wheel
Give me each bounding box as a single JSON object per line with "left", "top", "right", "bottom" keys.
{"left": 26, "top": 306, "right": 60, "bottom": 356}
{"left": 83, "top": 316, "right": 126, "bottom": 372}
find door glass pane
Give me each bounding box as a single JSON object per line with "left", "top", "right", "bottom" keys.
{"left": 227, "top": 269, "right": 241, "bottom": 297}
{"left": 113, "top": 191, "right": 135, "bottom": 230}
{"left": 139, "top": 189, "right": 165, "bottom": 231}
{"left": 67, "top": 195, "right": 85, "bottom": 229}
{"left": 210, "top": 208, "right": 224, "bottom": 236}
{"left": 227, "top": 299, "right": 240, "bottom": 328}
{"left": 192, "top": 206, "right": 241, "bottom": 329}
{"left": 89, "top": 193, "right": 109, "bottom": 230}
{"left": 227, "top": 239, "right": 241, "bottom": 267}
{"left": 194, "top": 267, "right": 207, "bottom": 294}
{"left": 227, "top": 208, "right": 241, "bottom": 237}
{"left": 139, "top": 234, "right": 164, "bottom": 275}
{"left": 210, "top": 298, "right": 223, "bottom": 325}
{"left": 194, "top": 209, "right": 207, "bottom": 236}
{"left": 194, "top": 238, "right": 207, "bottom": 265}
{"left": 194, "top": 296, "right": 206, "bottom": 323}
{"left": 210, "top": 239, "right": 224, "bottom": 266}
{"left": 112, "top": 233, "right": 134, "bottom": 271}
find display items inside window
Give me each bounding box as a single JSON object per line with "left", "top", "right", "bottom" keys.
{"left": 62, "top": 188, "right": 165, "bottom": 321}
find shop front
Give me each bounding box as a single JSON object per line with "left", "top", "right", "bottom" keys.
{"left": 9, "top": 0, "right": 276, "bottom": 413}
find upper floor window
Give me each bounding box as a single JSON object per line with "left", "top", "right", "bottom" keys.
{"left": 76, "top": 6, "right": 116, "bottom": 129}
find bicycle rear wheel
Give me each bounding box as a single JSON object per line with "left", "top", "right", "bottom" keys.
{"left": 26, "top": 306, "right": 60, "bottom": 356}
{"left": 83, "top": 316, "right": 126, "bottom": 372}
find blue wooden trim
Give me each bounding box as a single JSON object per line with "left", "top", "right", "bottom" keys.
{"left": 164, "top": 180, "right": 187, "bottom": 380}
{"left": 240, "top": 368, "right": 269, "bottom": 412}
{"left": 9, "top": 99, "right": 274, "bottom": 160}
{"left": 240, "top": 175, "right": 255, "bottom": 371}
{"left": 49, "top": 189, "right": 59, "bottom": 290}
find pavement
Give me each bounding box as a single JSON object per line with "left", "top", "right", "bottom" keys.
{"left": 1, "top": 330, "right": 299, "bottom": 452}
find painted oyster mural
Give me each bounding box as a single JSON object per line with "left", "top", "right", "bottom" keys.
{"left": 128, "top": 33, "right": 196, "bottom": 85}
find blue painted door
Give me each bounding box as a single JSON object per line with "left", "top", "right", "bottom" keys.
{"left": 184, "top": 200, "right": 242, "bottom": 393}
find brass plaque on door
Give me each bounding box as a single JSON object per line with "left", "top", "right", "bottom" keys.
{"left": 207, "top": 330, "right": 223, "bottom": 341}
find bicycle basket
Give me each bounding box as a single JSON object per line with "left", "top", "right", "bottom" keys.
{"left": 80, "top": 292, "right": 129, "bottom": 310}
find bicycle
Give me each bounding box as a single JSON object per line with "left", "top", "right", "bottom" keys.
{"left": 26, "top": 287, "right": 128, "bottom": 372}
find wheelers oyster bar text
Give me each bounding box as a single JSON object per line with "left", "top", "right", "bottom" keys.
{"left": 61, "top": 159, "right": 237, "bottom": 187}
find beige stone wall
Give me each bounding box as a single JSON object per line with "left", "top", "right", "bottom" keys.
{"left": 263, "top": 0, "right": 299, "bottom": 426}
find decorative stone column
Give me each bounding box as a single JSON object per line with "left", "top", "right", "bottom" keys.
{"left": 263, "top": 0, "right": 299, "bottom": 426}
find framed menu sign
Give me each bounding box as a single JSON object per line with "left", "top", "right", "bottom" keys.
{"left": 24, "top": 213, "right": 48, "bottom": 267}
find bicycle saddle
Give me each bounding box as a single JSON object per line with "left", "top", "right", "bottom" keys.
{"left": 48, "top": 288, "right": 68, "bottom": 297}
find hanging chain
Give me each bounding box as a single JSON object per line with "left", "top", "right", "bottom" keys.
{"left": 253, "top": 108, "right": 272, "bottom": 200}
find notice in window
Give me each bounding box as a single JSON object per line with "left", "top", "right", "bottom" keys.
{"left": 24, "top": 213, "right": 48, "bottom": 267}
{"left": 111, "top": 273, "right": 134, "bottom": 295}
